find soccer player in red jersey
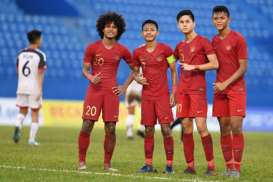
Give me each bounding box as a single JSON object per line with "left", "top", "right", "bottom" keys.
{"left": 174, "top": 10, "right": 219, "bottom": 175}
{"left": 212, "top": 6, "right": 248, "bottom": 177}
{"left": 78, "top": 12, "right": 135, "bottom": 171}
{"left": 133, "top": 20, "right": 177, "bottom": 173}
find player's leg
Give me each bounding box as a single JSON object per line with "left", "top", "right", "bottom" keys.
{"left": 138, "top": 125, "right": 156, "bottom": 173}
{"left": 13, "top": 94, "right": 29, "bottom": 143}
{"left": 195, "top": 117, "right": 215, "bottom": 175}
{"left": 28, "top": 95, "right": 43, "bottom": 146}
{"left": 229, "top": 93, "right": 246, "bottom": 177}
{"left": 28, "top": 109, "right": 40, "bottom": 146}
{"left": 138, "top": 99, "right": 157, "bottom": 173}
{"left": 104, "top": 122, "right": 117, "bottom": 171}
{"left": 125, "top": 93, "right": 136, "bottom": 139}
{"left": 78, "top": 120, "right": 95, "bottom": 170}
{"left": 102, "top": 93, "right": 119, "bottom": 171}
{"left": 156, "top": 95, "right": 174, "bottom": 173}
{"left": 78, "top": 89, "right": 102, "bottom": 170}
{"left": 213, "top": 93, "right": 233, "bottom": 175}
{"left": 13, "top": 106, "right": 28, "bottom": 143}
{"left": 177, "top": 94, "right": 195, "bottom": 174}
{"left": 181, "top": 118, "right": 195, "bottom": 174}
{"left": 192, "top": 94, "right": 215, "bottom": 175}
{"left": 160, "top": 124, "right": 174, "bottom": 173}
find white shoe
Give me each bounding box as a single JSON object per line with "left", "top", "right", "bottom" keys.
{"left": 28, "top": 140, "right": 40, "bottom": 146}
{"left": 78, "top": 162, "right": 87, "bottom": 170}
{"left": 104, "top": 167, "right": 118, "bottom": 172}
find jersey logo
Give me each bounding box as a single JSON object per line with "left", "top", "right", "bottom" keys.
{"left": 94, "top": 54, "right": 104, "bottom": 66}
{"left": 156, "top": 55, "right": 164, "bottom": 62}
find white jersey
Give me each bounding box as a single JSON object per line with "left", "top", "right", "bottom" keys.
{"left": 16, "top": 48, "right": 46, "bottom": 95}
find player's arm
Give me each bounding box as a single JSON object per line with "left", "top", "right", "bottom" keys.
{"left": 36, "top": 70, "right": 45, "bottom": 100}
{"left": 181, "top": 53, "right": 219, "bottom": 71}
{"left": 214, "top": 59, "right": 247, "bottom": 92}
{"left": 167, "top": 55, "right": 178, "bottom": 106}
{"left": 82, "top": 45, "right": 101, "bottom": 84}
{"left": 82, "top": 63, "right": 101, "bottom": 84}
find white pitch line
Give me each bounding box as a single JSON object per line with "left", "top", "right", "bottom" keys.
{"left": 0, "top": 164, "right": 220, "bottom": 182}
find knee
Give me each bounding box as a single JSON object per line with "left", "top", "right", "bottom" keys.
{"left": 197, "top": 127, "right": 208, "bottom": 136}
{"left": 81, "top": 120, "right": 93, "bottom": 133}
{"left": 182, "top": 123, "right": 193, "bottom": 134}
{"left": 220, "top": 124, "right": 231, "bottom": 136}
{"left": 106, "top": 124, "right": 116, "bottom": 135}
{"left": 231, "top": 126, "right": 242, "bottom": 135}
{"left": 161, "top": 126, "right": 171, "bottom": 137}
{"left": 145, "top": 127, "right": 154, "bottom": 137}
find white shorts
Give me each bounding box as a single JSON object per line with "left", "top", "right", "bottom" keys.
{"left": 125, "top": 81, "right": 142, "bottom": 107}
{"left": 16, "top": 94, "right": 42, "bottom": 109}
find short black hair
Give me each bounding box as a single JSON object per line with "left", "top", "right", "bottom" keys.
{"left": 141, "top": 19, "right": 159, "bottom": 30}
{"left": 96, "top": 12, "right": 126, "bottom": 40}
{"left": 212, "top": 5, "right": 230, "bottom": 17}
{"left": 176, "top": 10, "right": 195, "bottom": 22}
{"left": 27, "top": 29, "right": 42, "bottom": 44}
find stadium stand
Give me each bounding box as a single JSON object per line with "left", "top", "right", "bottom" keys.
{"left": 0, "top": 0, "right": 272, "bottom": 107}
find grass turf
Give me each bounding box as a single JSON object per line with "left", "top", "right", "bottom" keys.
{"left": 0, "top": 126, "right": 272, "bottom": 181}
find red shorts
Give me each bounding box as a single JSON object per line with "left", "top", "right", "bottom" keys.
{"left": 82, "top": 87, "right": 119, "bottom": 122}
{"left": 213, "top": 92, "right": 246, "bottom": 117}
{"left": 176, "top": 93, "right": 207, "bottom": 118}
{"left": 141, "top": 96, "right": 173, "bottom": 126}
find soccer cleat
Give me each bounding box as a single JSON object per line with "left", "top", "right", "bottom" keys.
{"left": 204, "top": 167, "right": 216, "bottom": 176}
{"left": 164, "top": 165, "right": 174, "bottom": 174}
{"left": 229, "top": 169, "right": 240, "bottom": 178}
{"left": 78, "top": 162, "right": 87, "bottom": 170}
{"left": 104, "top": 167, "right": 118, "bottom": 172}
{"left": 136, "top": 130, "right": 145, "bottom": 138}
{"left": 184, "top": 167, "right": 196, "bottom": 175}
{"left": 138, "top": 165, "right": 157, "bottom": 173}
{"left": 222, "top": 168, "right": 232, "bottom": 177}
{"left": 28, "top": 140, "right": 40, "bottom": 146}
{"left": 13, "top": 127, "right": 21, "bottom": 143}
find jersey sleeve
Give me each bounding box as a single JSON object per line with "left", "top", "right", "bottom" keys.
{"left": 202, "top": 37, "right": 215, "bottom": 55}
{"left": 174, "top": 45, "right": 179, "bottom": 60}
{"left": 237, "top": 36, "right": 248, "bottom": 60}
{"left": 83, "top": 44, "right": 95, "bottom": 64}
{"left": 132, "top": 49, "right": 141, "bottom": 67}
{"left": 38, "top": 52, "right": 47, "bottom": 70}
{"left": 122, "top": 46, "right": 135, "bottom": 69}
{"left": 164, "top": 45, "right": 176, "bottom": 64}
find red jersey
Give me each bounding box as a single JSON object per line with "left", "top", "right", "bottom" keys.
{"left": 133, "top": 43, "right": 173, "bottom": 98}
{"left": 175, "top": 35, "right": 214, "bottom": 94}
{"left": 212, "top": 30, "right": 248, "bottom": 93}
{"left": 83, "top": 40, "right": 134, "bottom": 92}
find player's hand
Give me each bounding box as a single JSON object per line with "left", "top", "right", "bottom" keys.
{"left": 88, "top": 72, "right": 102, "bottom": 84}
{"left": 170, "top": 94, "right": 175, "bottom": 107}
{"left": 181, "top": 63, "right": 196, "bottom": 71}
{"left": 213, "top": 82, "right": 228, "bottom": 92}
{"left": 134, "top": 74, "right": 149, "bottom": 85}
{"left": 112, "top": 85, "right": 126, "bottom": 96}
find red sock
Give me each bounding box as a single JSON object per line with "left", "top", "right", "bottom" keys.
{"left": 201, "top": 134, "right": 214, "bottom": 169}
{"left": 220, "top": 134, "right": 233, "bottom": 169}
{"left": 104, "top": 133, "right": 116, "bottom": 166}
{"left": 78, "top": 131, "right": 90, "bottom": 162}
{"left": 163, "top": 136, "right": 174, "bottom": 166}
{"left": 144, "top": 135, "right": 154, "bottom": 166}
{"left": 233, "top": 133, "right": 244, "bottom": 171}
{"left": 183, "top": 133, "right": 194, "bottom": 167}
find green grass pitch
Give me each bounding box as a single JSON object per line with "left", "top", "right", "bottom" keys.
{"left": 0, "top": 126, "right": 272, "bottom": 181}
